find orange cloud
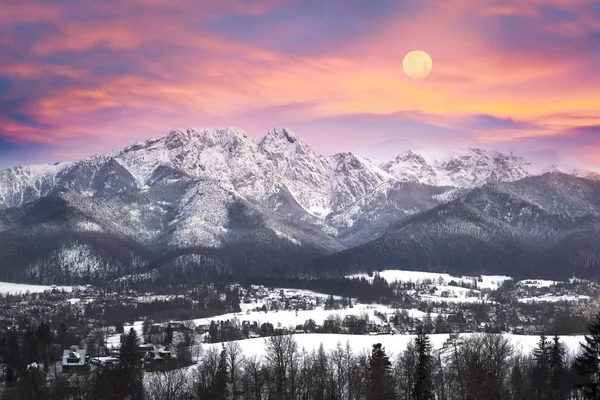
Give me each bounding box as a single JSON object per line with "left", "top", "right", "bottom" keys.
{"left": 1, "top": 0, "right": 599, "bottom": 168}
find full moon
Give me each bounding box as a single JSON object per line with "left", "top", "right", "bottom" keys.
{"left": 402, "top": 50, "right": 433, "bottom": 79}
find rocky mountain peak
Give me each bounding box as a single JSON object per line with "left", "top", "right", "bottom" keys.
{"left": 380, "top": 150, "right": 438, "bottom": 186}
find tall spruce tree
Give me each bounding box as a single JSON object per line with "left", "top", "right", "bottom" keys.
{"left": 413, "top": 326, "right": 434, "bottom": 400}
{"left": 368, "top": 343, "right": 394, "bottom": 400}
{"left": 575, "top": 312, "right": 600, "bottom": 399}
{"left": 120, "top": 327, "right": 144, "bottom": 400}
{"left": 532, "top": 334, "right": 551, "bottom": 400}
{"left": 213, "top": 344, "right": 229, "bottom": 400}
{"left": 549, "top": 335, "right": 569, "bottom": 400}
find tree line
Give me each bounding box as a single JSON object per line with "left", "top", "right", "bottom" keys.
{"left": 5, "top": 312, "right": 600, "bottom": 399}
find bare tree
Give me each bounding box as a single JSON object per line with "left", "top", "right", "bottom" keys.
{"left": 145, "top": 367, "right": 192, "bottom": 400}
{"left": 264, "top": 334, "right": 298, "bottom": 400}
{"left": 226, "top": 341, "right": 245, "bottom": 399}
{"left": 243, "top": 355, "right": 267, "bottom": 400}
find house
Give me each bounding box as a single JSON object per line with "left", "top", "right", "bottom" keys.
{"left": 168, "top": 321, "right": 186, "bottom": 331}
{"left": 61, "top": 346, "right": 88, "bottom": 373}
{"left": 141, "top": 345, "right": 176, "bottom": 364}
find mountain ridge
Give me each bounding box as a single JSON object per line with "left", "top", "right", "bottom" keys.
{"left": 1, "top": 126, "right": 598, "bottom": 283}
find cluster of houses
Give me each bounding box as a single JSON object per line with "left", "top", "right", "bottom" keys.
{"left": 60, "top": 341, "right": 177, "bottom": 373}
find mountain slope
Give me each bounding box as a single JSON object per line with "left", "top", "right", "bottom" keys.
{"left": 0, "top": 127, "right": 586, "bottom": 283}
{"left": 316, "top": 173, "right": 600, "bottom": 279}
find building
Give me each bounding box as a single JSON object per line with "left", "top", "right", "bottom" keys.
{"left": 61, "top": 345, "right": 88, "bottom": 373}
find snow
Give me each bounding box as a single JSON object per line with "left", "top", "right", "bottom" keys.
{"left": 518, "top": 295, "right": 590, "bottom": 303}
{"left": 75, "top": 221, "right": 104, "bottom": 233}
{"left": 347, "top": 270, "right": 463, "bottom": 284}
{"left": 346, "top": 270, "right": 513, "bottom": 291}
{"left": 0, "top": 162, "right": 72, "bottom": 208}
{"left": 193, "top": 304, "right": 433, "bottom": 329}
{"left": 419, "top": 295, "right": 492, "bottom": 304}
{"left": 204, "top": 333, "right": 586, "bottom": 359}
{"left": 273, "top": 229, "right": 301, "bottom": 245}
{"left": 107, "top": 320, "right": 145, "bottom": 350}
{"left": 517, "top": 279, "right": 558, "bottom": 288}
{"left": 0, "top": 281, "right": 72, "bottom": 294}
{"left": 379, "top": 147, "right": 530, "bottom": 189}
{"left": 476, "top": 275, "right": 513, "bottom": 290}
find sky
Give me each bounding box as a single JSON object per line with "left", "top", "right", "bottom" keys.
{"left": 1, "top": 0, "right": 599, "bottom": 170}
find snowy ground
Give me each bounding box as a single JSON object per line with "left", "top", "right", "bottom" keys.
{"left": 346, "top": 270, "right": 511, "bottom": 291}
{"left": 204, "top": 333, "right": 586, "bottom": 359}
{"left": 193, "top": 304, "right": 436, "bottom": 329}
{"left": 0, "top": 281, "right": 72, "bottom": 295}
{"left": 517, "top": 279, "right": 559, "bottom": 288}
{"left": 107, "top": 321, "right": 145, "bottom": 350}
{"left": 518, "top": 295, "right": 591, "bottom": 303}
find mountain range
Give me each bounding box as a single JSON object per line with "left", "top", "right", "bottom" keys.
{"left": 1, "top": 126, "right": 599, "bottom": 284}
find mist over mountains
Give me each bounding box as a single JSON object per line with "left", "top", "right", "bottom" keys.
{"left": 1, "top": 127, "right": 599, "bottom": 284}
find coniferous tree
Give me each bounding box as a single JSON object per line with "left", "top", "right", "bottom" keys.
{"left": 532, "top": 334, "right": 551, "bottom": 400}
{"left": 549, "top": 335, "right": 569, "bottom": 400}
{"left": 368, "top": 343, "right": 394, "bottom": 400}
{"left": 120, "top": 327, "right": 144, "bottom": 400}
{"left": 163, "top": 324, "right": 174, "bottom": 347}
{"left": 214, "top": 345, "right": 229, "bottom": 400}
{"left": 413, "top": 326, "right": 434, "bottom": 400}
{"left": 510, "top": 357, "right": 530, "bottom": 400}
{"left": 575, "top": 312, "right": 600, "bottom": 399}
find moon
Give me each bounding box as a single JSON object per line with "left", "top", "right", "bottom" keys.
{"left": 402, "top": 50, "right": 433, "bottom": 79}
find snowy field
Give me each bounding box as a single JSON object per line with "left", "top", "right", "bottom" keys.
{"left": 204, "top": 333, "right": 586, "bottom": 359}
{"left": 0, "top": 281, "right": 72, "bottom": 295}
{"left": 346, "top": 270, "right": 512, "bottom": 290}
{"left": 517, "top": 279, "right": 559, "bottom": 288}
{"left": 518, "top": 295, "right": 591, "bottom": 303}
{"left": 193, "top": 304, "right": 436, "bottom": 329}
{"left": 107, "top": 321, "right": 145, "bottom": 350}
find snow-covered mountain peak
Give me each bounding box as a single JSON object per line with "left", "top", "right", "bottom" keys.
{"left": 257, "top": 127, "right": 317, "bottom": 167}
{"left": 114, "top": 127, "right": 278, "bottom": 201}
{"left": 380, "top": 150, "right": 438, "bottom": 186}
{"left": 433, "top": 147, "right": 530, "bottom": 188}
{"left": 262, "top": 126, "right": 300, "bottom": 144}
{"left": 329, "top": 152, "right": 393, "bottom": 179}
{"left": 164, "top": 127, "right": 250, "bottom": 150}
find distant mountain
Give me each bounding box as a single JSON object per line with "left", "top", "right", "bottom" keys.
{"left": 316, "top": 172, "right": 600, "bottom": 280}
{"left": 0, "top": 126, "right": 595, "bottom": 283}
{"left": 380, "top": 148, "right": 530, "bottom": 188}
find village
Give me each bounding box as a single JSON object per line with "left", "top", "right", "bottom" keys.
{"left": 0, "top": 271, "right": 596, "bottom": 377}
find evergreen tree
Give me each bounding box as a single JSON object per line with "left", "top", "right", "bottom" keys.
{"left": 214, "top": 345, "right": 229, "bottom": 400}
{"left": 163, "top": 324, "right": 174, "bottom": 346}
{"left": 413, "top": 326, "right": 434, "bottom": 400}
{"left": 575, "top": 312, "right": 600, "bottom": 399}
{"left": 368, "top": 343, "right": 394, "bottom": 400}
{"left": 549, "top": 335, "right": 569, "bottom": 400}
{"left": 120, "top": 328, "right": 144, "bottom": 400}
{"left": 209, "top": 321, "right": 219, "bottom": 343}
{"left": 532, "top": 334, "right": 551, "bottom": 400}
{"left": 510, "top": 358, "right": 529, "bottom": 400}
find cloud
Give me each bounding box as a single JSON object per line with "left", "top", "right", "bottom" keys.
{"left": 460, "top": 114, "right": 537, "bottom": 131}
{"left": 0, "top": 0, "right": 599, "bottom": 169}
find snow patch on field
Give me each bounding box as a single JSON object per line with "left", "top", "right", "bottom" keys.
{"left": 346, "top": 270, "right": 512, "bottom": 291}
{"left": 0, "top": 281, "right": 72, "bottom": 294}
{"left": 193, "top": 304, "right": 433, "bottom": 329}
{"left": 517, "top": 279, "right": 558, "bottom": 288}
{"left": 107, "top": 320, "right": 145, "bottom": 350}
{"left": 518, "top": 295, "right": 590, "bottom": 303}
